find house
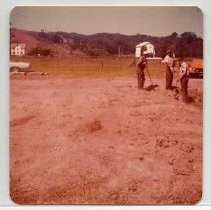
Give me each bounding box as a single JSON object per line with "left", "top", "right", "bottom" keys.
{"left": 10, "top": 43, "right": 26, "bottom": 56}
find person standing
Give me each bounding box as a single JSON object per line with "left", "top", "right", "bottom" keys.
{"left": 163, "top": 51, "right": 174, "bottom": 90}
{"left": 136, "top": 52, "right": 148, "bottom": 89}
{"left": 179, "top": 59, "right": 190, "bottom": 103}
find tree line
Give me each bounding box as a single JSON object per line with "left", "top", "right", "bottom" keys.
{"left": 11, "top": 29, "right": 203, "bottom": 58}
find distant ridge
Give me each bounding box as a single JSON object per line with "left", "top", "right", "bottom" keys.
{"left": 10, "top": 28, "right": 203, "bottom": 58}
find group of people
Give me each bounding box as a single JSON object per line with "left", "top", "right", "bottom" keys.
{"left": 136, "top": 50, "right": 190, "bottom": 103}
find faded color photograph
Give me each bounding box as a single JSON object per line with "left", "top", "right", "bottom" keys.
{"left": 10, "top": 6, "right": 203, "bottom": 204}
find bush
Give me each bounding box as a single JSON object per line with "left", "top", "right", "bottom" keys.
{"left": 86, "top": 49, "right": 106, "bottom": 57}
{"left": 28, "top": 47, "right": 54, "bottom": 57}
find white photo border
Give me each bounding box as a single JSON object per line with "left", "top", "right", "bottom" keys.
{"left": 0, "top": 0, "right": 210, "bottom": 208}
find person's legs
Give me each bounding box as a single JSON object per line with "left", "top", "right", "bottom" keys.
{"left": 184, "top": 77, "right": 189, "bottom": 102}
{"left": 181, "top": 78, "right": 185, "bottom": 102}
{"left": 181, "top": 77, "right": 188, "bottom": 103}
{"left": 165, "top": 68, "right": 169, "bottom": 89}
{"left": 137, "top": 73, "right": 141, "bottom": 89}
{"left": 166, "top": 67, "right": 171, "bottom": 89}
{"left": 140, "top": 71, "right": 145, "bottom": 89}
{"left": 185, "top": 77, "right": 189, "bottom": 96}
{"left": 169, "top": 70, "right": 173, "bottom": 88}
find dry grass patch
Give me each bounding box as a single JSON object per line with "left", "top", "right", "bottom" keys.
{"left": 86, "top": 118, "right": 103, "bottom": 134}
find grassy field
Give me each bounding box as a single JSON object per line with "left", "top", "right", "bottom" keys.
{"left": 10, "top": 55, "right": 203, "bottom": 204}
{"left": 10, "top": 55, "right": 167, "bottom": 79}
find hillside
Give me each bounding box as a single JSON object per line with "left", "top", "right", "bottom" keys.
{"left": 10, "top": 28, "right": 71, "bottom": 57}
{"left": 10, "top": 28, "right": 203, "bottom": 58}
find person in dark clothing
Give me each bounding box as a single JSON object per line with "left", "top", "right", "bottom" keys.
{"left": 163, "top": 51, "right": 174, "bottom": 90}
{"left": 136, "top": 52, "right": 148, "bottom": 89}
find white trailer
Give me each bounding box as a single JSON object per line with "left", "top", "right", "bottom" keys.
{"left": 135, "top": 42, "right": 155, "bottom": 58}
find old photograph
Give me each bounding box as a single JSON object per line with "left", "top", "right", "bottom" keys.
{"left": 10, "top": 6, "right": 203, "bottom": 204}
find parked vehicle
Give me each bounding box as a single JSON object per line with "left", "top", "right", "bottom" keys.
{"left": 10, "top": 61, "right": 31, "bottom": 72}
{"left": 188, "top": 59, "right": 203, "bottom": 79}
{"left": 188, "top": 66, "right": 203, "bottom": 78}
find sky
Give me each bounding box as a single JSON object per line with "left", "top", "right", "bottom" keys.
{"left": 10, "top": 6, "right": 203, "bottom": 37}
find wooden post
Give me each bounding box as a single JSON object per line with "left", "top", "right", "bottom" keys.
{"left": 101, "top": 57, "right": 104, "bottom": 72}
{"left": 118, "top": 46, "right": 121, "bottom": 57}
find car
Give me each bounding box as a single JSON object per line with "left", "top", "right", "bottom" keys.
{"left": 10, "top": 61, "right": 31, "bottom": 72}
{"left": 188, "top": 58, "right": 203, "bottom": 79}
{"left": 188, "top": 67, "right": 203, "bottom": 78}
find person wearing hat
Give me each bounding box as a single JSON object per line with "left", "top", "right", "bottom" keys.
{"left": 179, "top": 58, "right": 190, "bottom": 103}
{"left": 163, "top": 50, "right": 174, "bottom": 89}
{"left": 136, "top": 51, "right": 148, "bottom": 89}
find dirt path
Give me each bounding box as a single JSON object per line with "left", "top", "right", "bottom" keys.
{"left": 10, "top": 78, "right": 202, "bottom": 204}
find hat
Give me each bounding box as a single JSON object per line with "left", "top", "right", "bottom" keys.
{"left": 166, "top": 50, "right": 172, "bottom": 54}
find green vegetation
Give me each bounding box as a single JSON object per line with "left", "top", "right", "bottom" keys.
{"left": 11, "top": 29, "right": 203, "bottom": 58}
{"left": 11, "top": 56, "right": 167, "bottom": 79}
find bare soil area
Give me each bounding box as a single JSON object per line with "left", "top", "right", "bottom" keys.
{"left": 10, "top": 78, "right": 202, "bottom": 204}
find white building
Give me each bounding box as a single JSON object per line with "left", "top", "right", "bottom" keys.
{"left": 135, "top": 42, "right": 155, "bottom": 57}
{"left": 10, "top": 44, "right": 26, "bottom": 56}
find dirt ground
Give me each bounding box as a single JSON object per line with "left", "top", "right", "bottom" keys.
{"left": 10, "top": 78, "right": 202, "bottom": 204}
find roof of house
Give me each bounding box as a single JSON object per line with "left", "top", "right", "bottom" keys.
{"left": 10, "top": 43, "right": 26, "bottom": 49}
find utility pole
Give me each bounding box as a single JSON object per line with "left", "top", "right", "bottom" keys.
{"left": 118, "top": 46, "right": 121, "bottom": 57}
